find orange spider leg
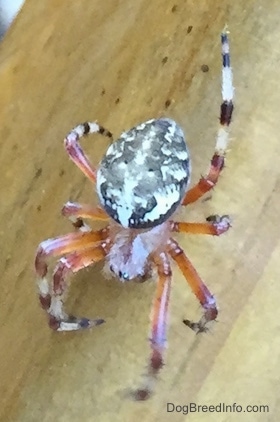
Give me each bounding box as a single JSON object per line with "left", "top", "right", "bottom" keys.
{"left": 35, "top": 228, "right": 108, "bottom": 276}
{"left": 182, "top": 154, "right": 226, "bottom": 205}
{"left": 61, "top": 201, "right": 109, "bottom": 231}
{"left": 48, "top": 246, "right": 108, "bottom": 331}
{"left": 167, "top": 238, "right": 217, "bottom": 333}
{"left": 64, "top": 122, "right": 113, "bottom": 183}
{"left": 35, "top": 228, "right": 109, "bottom": 330}
{"left": 182, "top": 28, "right": 234, "bottom": 206}
{"left": 171, "top": 214, "right": 231, "bottom": 236}
{"left": 134, "top": 252, "right": 172, "bottom": 400}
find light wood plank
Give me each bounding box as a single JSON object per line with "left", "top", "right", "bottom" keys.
{"left": 1, "top": 1, "right": 279, "bottom": 421}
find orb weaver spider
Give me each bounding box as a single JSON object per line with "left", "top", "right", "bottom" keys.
{"left": 35, "top": 28, "right": 234, "bottom": 400}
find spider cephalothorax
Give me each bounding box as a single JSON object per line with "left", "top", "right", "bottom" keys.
{"left": 35, "top": 28, "right": 234, "bottom": 400}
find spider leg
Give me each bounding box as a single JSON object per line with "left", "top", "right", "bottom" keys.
{"left": 171, "top": 214, "right": 231, "bottom": 236}
{"left": 134, "top": 252, "right": 172, "bottom": 400}
{"left": 167, "top": 238, "right": 217, "bottom": 334}
{"left": 48, "top": 246, "right": 107, "bottom": 331}
{"left": 61, "top": 201, "right": 109, "bottom": 232}
{"left": 182, "top": 27, "right": 234, "bottom": 206}
{"left": 64, "top": 122, "right": 113, "bottom": 183}
{"left": 35, "top": 228, "right": 109, "bottom": 330}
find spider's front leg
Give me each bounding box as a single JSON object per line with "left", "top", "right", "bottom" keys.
{"left": 167, "top": 238, "right": 218, "bottom": 334}
{"left": 134, "top": 252, "right": 172, "bottom": 400}
{"left": 35, "top": 228, "right": 109, "bottom": 330}
{"left": 182, "top": 27, "right": 234, "bottom": 206}
{"left": 64, "top": 121, "right": 113, "bottom": 183}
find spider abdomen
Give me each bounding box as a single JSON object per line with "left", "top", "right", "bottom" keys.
{"left": 96, "top": 118, "right": 191, "bottom": 229}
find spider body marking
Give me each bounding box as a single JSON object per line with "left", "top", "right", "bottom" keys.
{"left": 35, "top": 27, "right": 234, "bottom": 400}
{"left": 96, "top": 118, "right": 191, "bottom": 229}
{"left": 97, "top": 117, "right": 190, "bottom": 281}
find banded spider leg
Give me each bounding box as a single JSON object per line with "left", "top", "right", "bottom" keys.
{"left": 134, "top": 214, "right": 231, "bottom": 399}
{"left": 170, "top": 27, "right": 234, "bottom": 333}
{"left": 63, "top": 121, "right": 113, "bottom": 230}
{"left": 182, "top": 26, "right": 234, "bottom": 206}
{"left": 37, "top": 122, "right": 113, "bottom": 328}
{"left": 35, "top": 227, "right": 110, "bottom": 330}
{"left": 35, "top": 122, "right": 114, "bottom": 330}
{"left": 134, "top": 252, "right": 172, "bottom": 400}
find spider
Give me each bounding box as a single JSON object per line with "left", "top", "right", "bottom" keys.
{"left": 35, "top": 28, "right": 234, "bottom": 400}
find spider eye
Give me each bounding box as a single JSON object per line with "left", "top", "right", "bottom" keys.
{"left": 119, "top": 271, "right": 129, "bottom": 280}
{"left": 96, "top": 118, "right": 191, "bottom": 229}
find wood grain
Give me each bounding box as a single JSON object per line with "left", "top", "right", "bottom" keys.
{"left": 1, "top": 1, "right": 279, "bottom": 421}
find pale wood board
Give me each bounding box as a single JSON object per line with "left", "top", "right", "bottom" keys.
{"left": 0, "top": 1, "right": 279, "bottom": 421}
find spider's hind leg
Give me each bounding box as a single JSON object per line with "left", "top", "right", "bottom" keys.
{"left": 167, "top": 238, "right": 218, "bottom": 333}
{"left": 182, "top": 27, "right": 234, "bottom": 206}
{"left": 64, "top": 122, "right": 113, "bottom": 183}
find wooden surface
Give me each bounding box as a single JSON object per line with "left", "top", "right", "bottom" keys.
{"left": 1, "top": 1, "right": 280, "bottom": 421}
